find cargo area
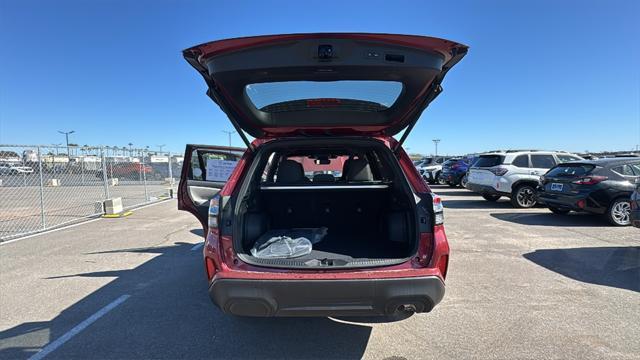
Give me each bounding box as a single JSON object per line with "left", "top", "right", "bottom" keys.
{"left": 233, "top": 140, "right": 421, "bottom": 268}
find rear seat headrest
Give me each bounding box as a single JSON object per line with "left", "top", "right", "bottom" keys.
{"left": 345, "top": 159, "right": 373, "bottom": 182}
{"left": 276, "top": 160, "right": 306, "bottom": 183}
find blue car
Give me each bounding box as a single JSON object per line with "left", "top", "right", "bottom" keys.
{"left": 441, "top": 157, "right": 477, "bottom": 187}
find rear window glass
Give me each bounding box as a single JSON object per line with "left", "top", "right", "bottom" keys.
{"left": 474, "top": 155, "right": 505, "bottom": 167}
{"left": 245, "top": 81, "right": 403, "bottom": 112}
{"left": 546, "top": 164, "right": 595, "bottom": 177}
{"left": 288, "top": 156, "right": 347, "bottom": 177}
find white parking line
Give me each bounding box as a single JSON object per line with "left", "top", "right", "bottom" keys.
{"left": 191, "top": 242, "right": 204, "bottom": 251}
{"left": 28, "top": 294, "right": 131, "bottom": 360}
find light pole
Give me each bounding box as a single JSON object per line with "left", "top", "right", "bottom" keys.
{"left": 58, "top": 130, "right": 75, "bottom": 156}
{"left": 432, "top": 139, "right": 441, "bottom": 157}
{"left": 157, "top": 144, "right": 166, "bottom": 154}
{"left": 128, "top": 143, "right": 133, "bottom": 157}
{"left": 222, "top": 130, "right": 236, "bottom": 148}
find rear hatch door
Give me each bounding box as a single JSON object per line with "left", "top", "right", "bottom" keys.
{"left": 183, "top": 33, "right": 467, "bottom": 141}
{"left": 541, "top": 163, "right": 597, "bottom": 195}
{"left": 468, "top": 154, "right": 505, "bottom": 185}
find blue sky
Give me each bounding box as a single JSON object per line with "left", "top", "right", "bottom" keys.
{"left": 0, "top": 0, "right": 638, "bottom": 155}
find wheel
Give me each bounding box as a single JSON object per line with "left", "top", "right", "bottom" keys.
{"left": 511, "top": 184, "right": 537, "bottom": 208}
{"left": 549, "top": 207, "right": 570, "bottom": 215}
{"left": 606, "top": 198, "right": 631, "bottom": 226}
{"left": 482, "top": 194, "right": 501, "bottom": 202}
{"left": 460, "top": 175, "right": 468, "bottom": 188}
{"left": 436, "top": 172, "right": 446, "bottom": 185}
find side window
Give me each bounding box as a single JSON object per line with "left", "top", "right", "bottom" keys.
{"left": 613, "top": 165, "right": 636, "bottom": 177}
{"left": 530, "top": 154, "right": 556, "bottom": 169}
{"left": 189, "top": 149, "right": 240, "bottom": 182}
{"left": 511, "top": 155, "right": 529, "bottom": 168}
{"left": 556, "top": 155, "right": 581, "bottom": 163}
{"left": 628, "top": 163, "right": 640, "bottom": 176}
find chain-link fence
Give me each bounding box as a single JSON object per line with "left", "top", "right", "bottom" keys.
{"left": 0, "top": 144, "right": 183, "bottom": 241}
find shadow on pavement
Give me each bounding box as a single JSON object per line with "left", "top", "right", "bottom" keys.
{"left": 0, "top": 242, "right": 372, "bottom": 359}
{"left": 523, "top": 247, "right": 640, "bottom": 292}
{"left": 190, "top": 228, "right": 204, "bottom": 237}
{"left": 491, "top": 212, "right": 610, "bottom": 227}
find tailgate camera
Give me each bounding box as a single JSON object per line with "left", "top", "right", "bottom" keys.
{"left": 318, "top": 44, "right": 334, "bottom": 60}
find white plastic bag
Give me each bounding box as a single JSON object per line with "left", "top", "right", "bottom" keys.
{"left": 250, "top": 236, "right": 312, "bottom": 259}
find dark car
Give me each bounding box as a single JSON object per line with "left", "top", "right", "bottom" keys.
{"left": 441, "top": 157, "right": 476, "bottom": 187}
{"left": 537, "top": 158, "right": 640, "bottom": 226}
{"left": 631, "top": 180, "right": 640, "bottom": 228}
{"left": 177, "top": 33, "right": 467, "bottom": 317}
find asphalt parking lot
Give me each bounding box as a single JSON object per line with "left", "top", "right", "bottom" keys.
{"left": 0, "top": 185, "right": 638, "bottom": 359}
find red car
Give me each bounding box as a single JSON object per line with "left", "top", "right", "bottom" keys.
{"left": 178, "top": 33, "right": 467, "bottom": 317}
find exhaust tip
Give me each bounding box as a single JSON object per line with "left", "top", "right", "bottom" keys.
{"left": 399, "top": 304, "right": 417, "bottom": 313}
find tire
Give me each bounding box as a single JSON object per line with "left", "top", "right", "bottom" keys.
{"left": 436, "top": 172, "right": 446, "bottom": 185}
{"left": 511, "top": 184, "right": 537, "bottom": 208}
{"left": 549, "top": 207, "right": 570, "bottom": 215}
{"left": 482, "top": 194, "right": 501, "bottom": 202}
{"left": 606, "top": 198, "right": 631, "bottom": 226}
{"left": 460, "top": 175, "right": 468, "bottom": 188}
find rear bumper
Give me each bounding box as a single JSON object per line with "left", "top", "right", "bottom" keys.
{"left": 442, "top": 172, "right": 463, "bottom": 184}
{"left": 421, "top": 170, "right": 438, "bottom": 182}
{"left": 466, "top": 183, "right": 509, "bottom": 197}
{"left": 536, "top": 190, "right": 607, "bottom": 215}
{"left": 209, "top": 276, "right": 445, "bottom": 317}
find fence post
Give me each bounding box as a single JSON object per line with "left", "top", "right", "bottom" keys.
{"left": 101, "top": 146, "right": 110, "bottom": 199}
{"left": 168, "top": 151, "right": 173, "bottom": 185}
{"left": 37, "top": 146, "right": 46, "bottom": 229}
{"left": 142, "top": 150, "right": 148, "bottom": 201}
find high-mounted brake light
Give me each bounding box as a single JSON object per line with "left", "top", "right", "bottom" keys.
{"left": 572, "top": 176, "right": 607, "bottom": 185}
{"left": 433, "top": 195, "right": 444, "bottom": 225}
{"left": 489, "top": 167, "right": 508, "bottom": 176}
{"left": 208, "top": 195, "right": 221, "bottom": 229}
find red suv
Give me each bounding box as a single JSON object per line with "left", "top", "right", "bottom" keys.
{"left": 178, "top": 33, "right": 467, "bottom": 317}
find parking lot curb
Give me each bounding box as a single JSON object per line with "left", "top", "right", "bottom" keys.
{"left": 101, "top": 211, "right": 133, "bottom": 218}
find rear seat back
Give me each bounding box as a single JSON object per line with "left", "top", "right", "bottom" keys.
{"left": 276, "top": 160, "right": 308, "bottom": 183}
{"left": 344, "top": 159, "right": 374, "bottom": 182}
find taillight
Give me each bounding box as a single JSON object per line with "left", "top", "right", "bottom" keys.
{"left": 572, "top": 176, "right": 607, "bottom": 185}
{"left": 437, "top": 255, "right": 449, "bottom": 280}
{"left": 205, "top": 257, "right": 216, "bottom": 280}
{"left": 489, "top": 167, "right": 508, "bottom": 176}
{"left": 576, "top": 199, "right": 586, "bottom": 209}
{"left": 208, "top": 194, "right": 221, "bottom": 229}
{"left": 433, "top": 195, "right": 444, "bottom": 225}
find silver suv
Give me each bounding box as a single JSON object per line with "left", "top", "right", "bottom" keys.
{"left": 466, "top": 150, "right": 583, "bottom": 208}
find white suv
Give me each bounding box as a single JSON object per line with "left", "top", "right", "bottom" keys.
{"left": 415, "top": 157, "right": 447, "bottom": 184}
{"left": 466, "top": 150, "right": 583, "bottom": 208}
